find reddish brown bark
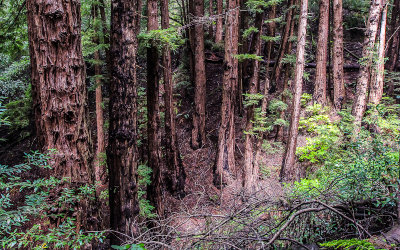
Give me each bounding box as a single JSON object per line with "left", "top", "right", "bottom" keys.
{"left": 26, "top": 0, "right": 93, "bottom": 183}
{"left": 280, "top": 0, "right": 309, "bottom": 182}
{"left": 107, "top": 0, "right": 141, "bottom": 244}
{"left": 214, "top": 0, "right": 239, "bottom": 187}
{"left": 191, "top": 0, "right": 207, "bottom": 150}
{"left": 215, "top": 0, "right": 224, "bottom": 43}
{"left": 147, "top": 0, "right": 163, "bottom": 216}
{"left": 91, "top": 4, "right": 106, "bottom": 186}
{"left": 352, "top": 0, "right": 383, "bottom": 135}
{"left": 369, "top": 1, "right": 387, "bottom": 105}
{"left": 332, "top": 0, "right": 345, "bottom": 110}
{"left": 243, "top": 11, "right": 264, "bottom": 192}
{"left": 161, "top": 0, "right": 186, "bottom": 197}
{"left": 314, "top": 0, "right": 329, "bottom": 106}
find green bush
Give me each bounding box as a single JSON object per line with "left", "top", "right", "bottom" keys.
{"left": 0, "top": 151, "right": 104, "bottom": 249}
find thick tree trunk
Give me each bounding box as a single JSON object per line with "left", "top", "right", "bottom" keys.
{"left": 352, "top": 0, "right": 383, "bottom": 135}
{"left": 161, "top": 0, "right": 186, "bottom": 197}
{"left": 215, "top": 0, "right": 224, "bottom": 43}
{"left": 243, "top": 11, "right": 264, "bottom": 193}
{"left": 280, "top": 0, "right": 308, "bottom": 182}
{"left": 26, "top": 0, "right": 93, "bottom": 184}
{"left": 369, "top": 1, "right": 387, "bottom": 105}
{"left": 314, "top": 0, "right": 329, "bottom": 106}
{"left": 332, "top": 0, "right": 345, "bottom": 110}
{"left": 214, "top": 0, "right": 239, "bottom": 187}
{"left": 107, "top": 0, "right": 141, "bottom": 244}
{"left": 147, "top": 0, "right": 163, "bottom": 216}
{"left": 191, "top": 0, "right": 207, "bottom": 150}
{"left": 272, "top": 0, "right": 295, "bottom": 92}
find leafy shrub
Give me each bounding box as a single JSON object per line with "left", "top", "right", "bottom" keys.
{"left": 320, "top": 238, "right": 384, "bottom": 250}
{"left": 0, "top": 54, "right": 30, "bottom": 100}
{"left": 0, "top": 151, "right": 104, "bottom": 249}
{"left": 1, "top": 84, "right": 32, "bottom": 131}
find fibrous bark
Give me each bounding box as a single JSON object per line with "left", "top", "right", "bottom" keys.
{"left": 214, "top": 0, "right": 239, "bottom": 186}
{"left": 332, "top": 0, "right": 345, "bottom": 110}
{"left": 147, "top": 0, "right": 163, "bottom": 216}
{"left": 243, "top": 11, "right": 264, "bottom": 193}
{"left": 314, "top": 0, "right": 329, "bottom": 106}
{"left": 352, "top": 0, "right": 383, "bottom": 135}
{"left": 191, "top": 0, "right": 207, "bottom": 150}
{"left": 161, "top": 0, "right": 186, "bottom": 197}
{"left": 26, "top": 0, "right": 93, "bottom": 183}
{"left": 215, "top": 0, "right": 224, "bottom": 43}
{"left": 107, "top": 0, "right": 141, "bottom": 244}
{"left": 280, "top": 0, "right": 309, "bottom": 182}
{"left": 369, "top": 1, "right": 387, "bottom": 105}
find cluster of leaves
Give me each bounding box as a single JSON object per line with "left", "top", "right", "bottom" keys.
{"left": 0, "top": 151, "right": 104, "bottom": 249}
{"left": 0, "top": 54, "right": 30, "bottom": 101}
{"left": 320, "top": 238, "right": 386, "bottom": 250}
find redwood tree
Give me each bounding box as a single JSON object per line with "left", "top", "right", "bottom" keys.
{"left": 214, "top": 0, "right": 239, "bottom": 186}
{"left": 161, "top": 0, "right": 186, "bottom": 196}
{"left": 332, "top": 0, "right": 345, "bottom": 110}
{"left": 280, "top": 0, "right": 309, "bottom": 182}
{"left": 215, "top": 0, "right": 224, "bottom": 43}
{"left": 352, "top": 0, "right": 383, "bottom": 135}
{"left": 107, "top": 0, "right": 142, "bottom": 243}
{"left": 191, "top": 0, "right": 207, "bottom": 150}
{"left": 243, "top": 11, "right": 264, "bottom": 192}
{"left": 147, "top": 0, "right": 163, "bottom": 216}
{"left": 314, "top": 0, "right": 329, "bottom": 106}
{"left": 26, "top": 0, "right": 93, "bottom": 183}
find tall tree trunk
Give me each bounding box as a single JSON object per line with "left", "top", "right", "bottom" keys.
{"left": 369, "top": 1, "right": 387, "bottom": 105}
{"left": 214, "top": 0, "right": 239, "bottom": 187}
{"left": 352, "top": 0, "right": 383, "bottom": 135}
{"left": 237, "top": 0, "right": 249, "bottom": 116}
{"left": 161, "top": 0, "right": 186, "bottom": 197}
{"left": 107, "top": 0, "right": 141, "bottom": 244}
{"left": 386, "top": 0, "right": 399, "bottom": 95}
{"left": 191, "top": 0, "right": 207, "bottom": 150}
{"left": 91, "top": 4, "right": 106, "bottom": 186}
{"left": 272, "top": 0, "right": 295, "bottom": 92}
{"left": 332, "top": 0, "right": 345, "bottom": 110}
{"left": 26, "top": 0, "right": 93, "bottom": 183}
{"left": 215, "top": 0, "right": 224, "bottom": 43}
{"left": 243, "top": 11, "right": 264, "bottom": 193}
{"left": 276, "top": 3, "right": 296, "bottom": 142}
{"left": 147, "top": 0, "right": 163, "bottom": 216}
{"left": 280, "top": 0, "right": 308, "bottom": 182}
{"left": 314, "top": 0, "right": 329, "bottom": 106}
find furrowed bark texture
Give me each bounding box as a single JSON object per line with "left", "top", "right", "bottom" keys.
{"left": 280, "top": 0, "right": 308, "bottom": 182}
{"left": 26, "top": 0, "right": 93, "bottom": 183}
{"left": 161, "top": 0, "right": 186, "bottom": 197}
{"left": 191, "top": 0, "right": 207, "bottom": 149}
{"left": 314, "top": 0, "right": 329, "bottom": 106}
{"left": 147, "top": 0, "right": 163, "bottom": 216}
{"left": 215, "top": 0, "right": 224, "bottom": 43}
{"left": 214, "top": 0, "right": 239, "bottom": 186}
{"left": 352, "top": 0, "right": 383, "bottom": 135}
{"left": 107, "top": 0, "right": 141, "bottom": 244}
{"left": 332, "top": 0, "right": 345, "bottom": 110}
{"left": 243, "top": 11, "right": 264, "bottom": 193}
{"left": 369, "top": 1, "right": 387, "bottom": 105}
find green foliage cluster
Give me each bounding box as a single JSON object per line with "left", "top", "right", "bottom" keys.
{"left": 0, "top": 151, "right": 104, "bottom": 249}
{"left": 139, "top": 28, "right": 184, "bottom": 51}
{"left": 137, "top": 163, "right": 156, "bottom": 219}
{"left": 320, "top": 238, "right": 385, "bottom": 250}
{"left": 0, "top": 54, "right": 30, "bottom": 101}
{"left": 1, "top": 85, "right": 32, "bottom": 132}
